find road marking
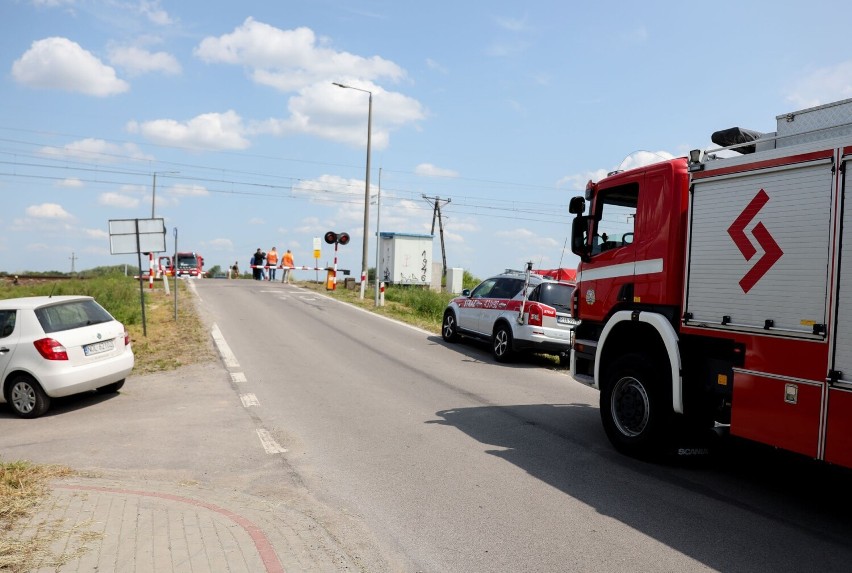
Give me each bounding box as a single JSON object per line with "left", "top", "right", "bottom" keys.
{"left": 188, "top": 280, "right": 201, "bottom": 301}
{"left": 256, "top": 429, "right": 288, "bottom": 454}
{"left": 211, "top": 324, "right": 240, "bottom": 368}
{"left": 231, "top": 372, "right": 247, "bottom": 383}
{"left": 240, "top": 393, "right": 259, "bottom": 407}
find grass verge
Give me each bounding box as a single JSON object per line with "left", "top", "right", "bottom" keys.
{"left": 0, "top": 461, "right": 82, "bottom": 573}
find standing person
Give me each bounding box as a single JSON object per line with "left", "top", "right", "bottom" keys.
{"left": 266, "top": 247, "right": 278, "bottom": 281}
{"left": 252, "top": 248, "right": 264, "bottom": 280}
{"left": 282, "top": 249, "right": 295, "bottom": 284}
{"left": 230, "top": 261, "right": 240, "bottom": 279}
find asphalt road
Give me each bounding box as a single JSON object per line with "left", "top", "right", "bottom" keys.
{"left": 4, "top": 279, "right": 852, "bottom": 572}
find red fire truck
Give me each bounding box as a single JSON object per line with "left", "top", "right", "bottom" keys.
{"left": 568, "top": 98, "right": 852, "bottom": 467}
{"left": 158, "top": 252, "right": 205, "bottom": 278}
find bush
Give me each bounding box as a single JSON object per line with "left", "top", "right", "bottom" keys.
{"left": 383, "top": 286, "right": 454, "bottom": 323}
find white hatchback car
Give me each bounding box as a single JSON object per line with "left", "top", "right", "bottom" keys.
{"left": 0, "top": 295, "right": 134, "bottom": 418}
{"left": 442, "top": 267, "right": 578, "bottom": 362}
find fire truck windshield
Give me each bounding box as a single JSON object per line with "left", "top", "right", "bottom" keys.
{"left": 177, "top": 254, "right": 198, "bottom": 269}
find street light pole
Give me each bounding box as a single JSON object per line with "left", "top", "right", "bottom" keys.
{"left": 374, "top": 168, "right": 382, "bottom": 306}
{"left": 151, "top": 171, "right": 179, "bottom": 218}
{"left": 333, "top": 82, "right": 372, "bottom": 300}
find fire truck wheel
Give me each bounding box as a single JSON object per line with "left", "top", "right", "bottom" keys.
{"left": 600, "top": 353, "right": 673, "bottom": 459}
{"left": 492, "top": 324, "right": 514, "bottom": 362}
{"left": 442, "top": 310, "right": 460, "bottom": 342}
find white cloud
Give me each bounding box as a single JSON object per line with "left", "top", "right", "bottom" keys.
{"left": 169, "top": 183, "right": 208, "bottom": 197}
{"left": 138, "top": 0, "right": 172, "bottom": 25}
{"left": 191, "top": 19, "right": 424, "bottom": 150}
{"left": 558, "top": 151, "right": 674, "bottom": 192}
{"left": 616, "top": 150, "right": 675, "bottom": 171}
{"left": 415, "top": 163, "right": 459, "bottom": 178}
{"left": 294, "top": 174, "right": 370, "bottom": 201}
{"left": 127, "top": 111, "right": 250, "bottom": 150}
{"left": 194, "top": 19, "right": 405, "bottom": 91}
{"left": 58, "top": 178, "right": 83, "bottom": 188}
{"left": 109, "top": 45, "right": 181, "bottom": 76}
{"left": 12, "top": 37, "right": 129, "bottom": 96}
{"left": 85, "top": 228, "right": 109, "bottom": 239}
{"left": 495, "top": 228, "right": 559, "bottom": 249}
{"left": 426, "top": 58, "right": 448, "bottom": 74}
{"left": 557, "top": 169, "right": 610, "bottom": 191}
{"left": 99, "top": 192, "right": 140, "bottom": 208}
{"left": 40, "top": 138, "right": 154, "bottom": 163}
{"left": 249, "top": 217, "right": 265, "bottom": 225}
{"left": 26, "top": 203, "right": 73, "bottom": 220}
{"left": 786, "top": 61, "right": 852, "bottom": 108}
{"left": 249, "top": 81, "right": 424, "bottom": 151}
{"left": 207, "top": 238, "right": 234, "bottom": 250}
{"left": 495, "top": 15, "right": 531, "bottom": 33}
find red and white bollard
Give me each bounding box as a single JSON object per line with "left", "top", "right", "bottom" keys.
{"left": 148, "top": 253, "right": 154, "bottom": 290}
{"left": 380, "top": 281, "right": 385, "bottom": 306}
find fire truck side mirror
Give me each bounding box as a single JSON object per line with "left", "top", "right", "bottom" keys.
{"left": 569, "top": 196, "right": 586, "bottom": 215}
{"left": 571, "top": 216, "right": 591, "bottom": 261}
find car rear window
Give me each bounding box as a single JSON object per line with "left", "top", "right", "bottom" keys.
{"left": 536, "top": 283, "right": 574, "bottom": 310}
{"left": 35, "top": 300, "right": 114, "bottom": 334}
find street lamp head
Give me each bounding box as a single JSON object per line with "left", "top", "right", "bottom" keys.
{"left": 332, "top": 82, "right": 347, "bottom": 88}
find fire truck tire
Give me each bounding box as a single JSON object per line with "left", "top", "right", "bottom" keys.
{"left": 442, "top": 310, "right": 460, "bottom": 342}
{"left": 600, "top": 353, "right": 673, "bottom": 459}
{"left": 492, "top": 324, "right": 514, "bottom": 362}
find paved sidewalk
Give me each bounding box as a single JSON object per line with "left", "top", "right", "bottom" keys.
{"left": 16, "top": 475, "right": 363, "bottom": 573}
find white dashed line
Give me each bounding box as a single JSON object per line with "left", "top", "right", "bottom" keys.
{"left": 231, "top": 372, "right": 247, "bottom": 383}
{"left": 256, "top": 429, "right": 288, "bottom": 454}
{"left": 211, "top": 324, "right": 240, "bottom": 368}
{"left": 240, "top": 393, "right": 259, "bottom": 407}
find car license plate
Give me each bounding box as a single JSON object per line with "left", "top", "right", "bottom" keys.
{"left": 84, "top": 339, "right": 115, "bottom": 356}
{"left": 557, "top": 316, "right": 579, "bottom": 325}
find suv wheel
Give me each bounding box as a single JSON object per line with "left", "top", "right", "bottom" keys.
{"left": 492, "top": 324, "right": 514, "bottom": 362}
{"left": 442, "top": 310, "right": 460, "bottom": 342}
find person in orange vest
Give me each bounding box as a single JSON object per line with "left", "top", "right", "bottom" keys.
{"left": 281, "top": 249, "right": 295, "bottom": 283}
{"left": 266, "top": 247, "right": 278, "bottom": 281}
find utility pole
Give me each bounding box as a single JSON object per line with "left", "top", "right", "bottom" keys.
{"left": 69, "top": 252, "right": 78, "bottom": 275}
{"left": 422, "top": 195, "right": 451, "bottom": 278}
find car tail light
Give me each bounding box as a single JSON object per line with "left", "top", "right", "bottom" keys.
{"left": 527, "top": 303, "right": 543, "bottom": 326}
{"left": 34, "top": 337, "right": 69, "bottom": 360}
{"left": 572, "top": 287, "right": 579, "bottom": 318}
{"left": 124, "top": 330, "right": 130, "bottom": 346}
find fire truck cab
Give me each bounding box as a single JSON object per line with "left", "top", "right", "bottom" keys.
{"left": 569, "top": 98, "right": 852, "bottom": 466}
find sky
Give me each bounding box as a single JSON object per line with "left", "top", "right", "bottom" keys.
{"left": 2, "top": 0, "right": 852, "bottom": 281}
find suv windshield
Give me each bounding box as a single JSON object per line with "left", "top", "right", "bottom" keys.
{"left": 35, "top": 300, "right": 114, "bottom": 333}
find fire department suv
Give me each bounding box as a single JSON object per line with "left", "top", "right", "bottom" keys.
{"left": 442, "top": 265, "right": 577, "bottom": 362}
{"left": 569, "top": 97, "right": 852, "bottom": 467}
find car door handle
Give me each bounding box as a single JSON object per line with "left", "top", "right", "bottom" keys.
{"left": 0, "top": 347, "right": 9, "bottom": 354}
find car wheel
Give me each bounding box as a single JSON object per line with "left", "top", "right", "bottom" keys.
{"left": 492, "top": 324, "right": 514, "bottom": 362}
{"left": 442, "top": 310, "right": 460, "bottom": 342}
{"left": 600, "top": 353, "right": 672, "bottom": 459}
{"left": 96, "top": 379, "right": 125, "bottom": 394}
{"left": 6, "top": 374, "right": 51, "bottom": 419}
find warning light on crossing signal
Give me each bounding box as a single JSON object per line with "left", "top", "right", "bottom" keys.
{"left": 324, "top": 231, "right": 350, "bottom": 245}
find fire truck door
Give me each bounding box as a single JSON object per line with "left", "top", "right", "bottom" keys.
{"left": 825, "top": 153, "right": 852, "bottom": 467}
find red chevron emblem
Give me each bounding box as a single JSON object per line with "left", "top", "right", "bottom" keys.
{"left": 727, "top": 189, "right": 783, "bottom": 293}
